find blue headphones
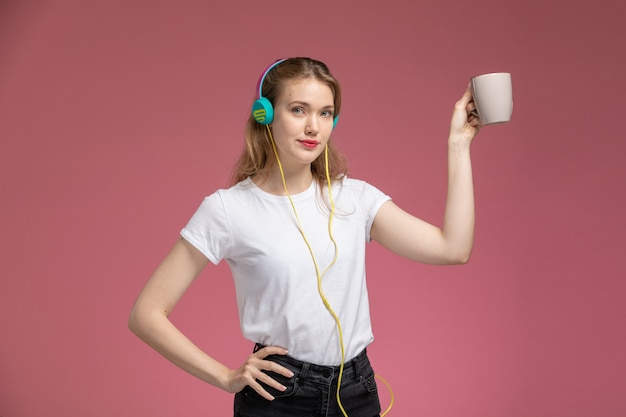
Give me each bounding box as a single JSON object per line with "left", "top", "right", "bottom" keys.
{"left": 251, "top": 59, "right": 338, "bottom": 129}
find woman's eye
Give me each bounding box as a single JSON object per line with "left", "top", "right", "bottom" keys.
{"left": 292, "top": 107, "right": 304, "bottom": 115}
{"left": 321, "top": 110, "right": 333, "bottom": 117}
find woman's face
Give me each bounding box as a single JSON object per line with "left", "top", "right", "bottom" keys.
{"left": 270, "top": 78, "right": 335, "bottom": 171}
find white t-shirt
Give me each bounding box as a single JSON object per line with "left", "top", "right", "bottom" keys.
{"left": 181, "top": 176, "right": 390, "bottom": 365}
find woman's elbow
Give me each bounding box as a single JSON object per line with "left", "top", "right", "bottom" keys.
{"left": 456, "top": 248, "right": 473, "bottom": 265}
{"left": 128, "top": 305, "right": 142, "bottom": 335}
{"left": 128, "top": 302, "right": 152, "bottom": 336}
{"left": 444, "top": 245, "right": 473, "bottom": 265}
{"left": 454, "top": 252, "right": 472, "bottom": 265}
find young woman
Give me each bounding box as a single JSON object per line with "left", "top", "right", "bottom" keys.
{"left": 129, "top": 57, "right": 481, "bottom": 417}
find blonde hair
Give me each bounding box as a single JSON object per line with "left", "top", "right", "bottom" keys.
{"left": 231, "top": 57, "right": 348, "bottom": 186}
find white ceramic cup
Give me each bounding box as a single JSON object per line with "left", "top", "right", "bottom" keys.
{"left": 470, "top": 72, "right": 513, "bottom": 125}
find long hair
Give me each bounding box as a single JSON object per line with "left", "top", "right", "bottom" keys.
{"left": 231, "top": 57, "right": 348, "bottom": 186}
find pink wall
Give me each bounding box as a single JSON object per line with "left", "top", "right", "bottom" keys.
{"left": 1, "top": 1, "right": 624, "bottom": 416}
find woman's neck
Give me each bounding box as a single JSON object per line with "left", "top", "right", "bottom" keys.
{"left": 253, "top": 166, "right": 314, "bottom": 196}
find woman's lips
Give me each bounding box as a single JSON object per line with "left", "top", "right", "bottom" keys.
{"left": 298, "top": 139, "right": 318, "bottom": 148}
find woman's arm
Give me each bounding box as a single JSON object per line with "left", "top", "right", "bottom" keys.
{"left": 370, "top": 86, "right": 481, "bottom": 265}
{"left": 128, "top": 237, "right": 293, "bottom": 400}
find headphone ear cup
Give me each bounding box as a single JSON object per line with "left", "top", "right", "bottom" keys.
{"left": 252, "top": 97, "right": 274, "bottom": 125}
{"left": 333, "top": 115, "right": 339, "bottom": 130}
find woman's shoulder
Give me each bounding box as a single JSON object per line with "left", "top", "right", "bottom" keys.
{"left": 223, "top": 177, "right": 255, "bottom": 192}
{"left": 338, "top": 176, "right": 380, "bottom": 193}
{"left": 191, "top": 178, "right": 255, "bottom": 210}
{"left": 206, "top": 178, "right": 255, "bottom": 198}
{"left": 333, "top": 176, "right": 389, "bottom": 205}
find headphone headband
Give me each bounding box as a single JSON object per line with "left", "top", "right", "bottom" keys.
{"left": 256, "top": 59, "right": 286, "bottom": 99}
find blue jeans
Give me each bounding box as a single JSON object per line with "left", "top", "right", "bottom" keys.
{"left": 234, "top": 344, "right": 381, "bottom": 417}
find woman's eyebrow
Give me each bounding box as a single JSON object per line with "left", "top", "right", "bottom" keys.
{"left": 287, "top": 100, "right": 334, "bottom": 110}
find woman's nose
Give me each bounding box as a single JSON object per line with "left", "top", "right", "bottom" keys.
{"left": 305, "top": 117, "right": 319, "bottom": 135}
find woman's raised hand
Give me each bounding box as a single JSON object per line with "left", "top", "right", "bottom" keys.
{"left": 450, "top": 85, "right": 482, "bottom": 145}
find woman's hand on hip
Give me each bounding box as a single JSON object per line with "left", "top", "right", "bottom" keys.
{"left": 225, "top": 345, "right": 294, "bottom": 401}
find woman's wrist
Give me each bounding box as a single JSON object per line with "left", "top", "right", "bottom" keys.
{"left": 448, "top": 133, "right": 472, "bottom": 150}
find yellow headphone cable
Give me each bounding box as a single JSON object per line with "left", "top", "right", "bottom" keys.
{"left": 266, "top": 125, "right": 394, "bottom": 416}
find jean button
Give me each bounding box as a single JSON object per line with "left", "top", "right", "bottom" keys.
{"left": 322, "top": 369, "right": 331, "bottom": 378}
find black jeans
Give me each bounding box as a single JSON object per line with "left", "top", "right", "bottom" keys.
{"left": 234, "top": 344, "right": 381, "bottom": 417}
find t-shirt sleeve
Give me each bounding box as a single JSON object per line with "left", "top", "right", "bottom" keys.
{"left": 180, "top": 192, "right": 231, "bottom": 265}
{"left": 358, "top": 180, "right": 392, "bottom": 242}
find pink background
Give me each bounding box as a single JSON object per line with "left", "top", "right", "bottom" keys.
{"left": 1, "top": 1, "right": 624, "bottom": 416}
